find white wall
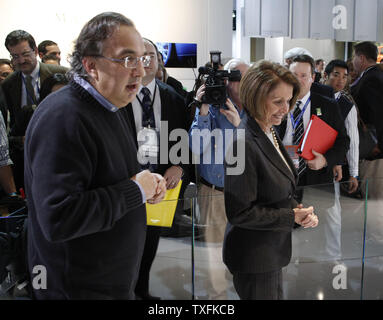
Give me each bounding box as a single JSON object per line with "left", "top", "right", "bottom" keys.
{"left": 283, "top": 38, "right": 344, "bottom": 64}
{"left": 262, "top": 37, "right": 345, "bottom": 65}
{"left": 0, "top": 0, "right": 233, "bottom": 90}
{"left": 264, "top": 37, "right": 284, "bottom": 64}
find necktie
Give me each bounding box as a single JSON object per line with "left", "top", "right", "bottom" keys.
{"left": 350, "top": 75, "right": 361, "bottom": 87}
{"left": 140, "top": 87, "right": 157, "bottom": 172}
{"left": 25, "top": 75, "right": 37, "bottom": 105}
{"left": 292, "top": 101, "right": 306, "bottom": 176}
{"left": 140, "top": 87, "right": 155, "bottom": 128}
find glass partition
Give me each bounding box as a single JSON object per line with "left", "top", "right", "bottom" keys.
{"left": 285, "top": 181, "right": 365, "bottom": 300}
{"left": 1, "top": 178, "right": 379, "bottom": 300}
{"left": 189, "top": 180, "right": 366, "bottom": 300}
{"left": 360, "top": 177, "right": 383, "bottom": 300}
{"left": 149, "top": 184, "right": 196, "bottom": 300}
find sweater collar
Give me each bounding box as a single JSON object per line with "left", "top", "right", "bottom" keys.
{"left": 73, "top": 74, "right": 119, "bottom": 112}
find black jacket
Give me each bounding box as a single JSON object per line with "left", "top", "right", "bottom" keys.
{"left": 223, "top": 112, "right": 297, "bottom": 274}
{"left": 277, "top": 92, "right": 349, "bottom": 186}
{"left": 351, "top": 65, "right": 383, "bottom": 153}
{"left": 1, "top": 62, "right": 67, "bottom": 135}
{"left": 124, "top": 80, "right": 191, "bottom": 180}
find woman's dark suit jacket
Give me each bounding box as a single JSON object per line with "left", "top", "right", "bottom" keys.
{"left": 223, "top": 112, "right": 298, "bottom": 274}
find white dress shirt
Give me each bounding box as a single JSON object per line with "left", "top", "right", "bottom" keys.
{"left": 282, "top": 91, "right": 311, "bottom": 146}
{"left": 335, "top": 92, "right": 359, "bottom": 177}
{"left": 131, "top": 78, "right": 161, "bottom": 132}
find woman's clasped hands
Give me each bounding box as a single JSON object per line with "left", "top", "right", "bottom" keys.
{"left": 293, "top": 204, "right": 319, "bottom": 229}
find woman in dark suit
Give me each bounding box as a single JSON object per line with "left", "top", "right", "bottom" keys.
{"left": 223, "top": 61, "right": 319, "bottom": 300}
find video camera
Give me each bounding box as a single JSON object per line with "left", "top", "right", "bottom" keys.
{"left": 198, "top": 51, "right": 241, "bottom": 107}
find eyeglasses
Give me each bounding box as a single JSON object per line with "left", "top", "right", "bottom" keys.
{"left": 96, "top": 55, "right": 152, "bottom": 68}
{"left": 10, "top": 50, "right": 34, "bottom": 61}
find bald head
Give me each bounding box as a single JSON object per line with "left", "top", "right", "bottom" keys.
{"left": 224, "top": 58, "right": 250, "bottom": 109}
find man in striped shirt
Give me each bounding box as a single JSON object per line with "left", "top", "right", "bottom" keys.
{"left": 323, "top": 59, "right": 359, "bottom": 193}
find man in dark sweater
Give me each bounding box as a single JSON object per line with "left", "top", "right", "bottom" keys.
{"left": 24, "top": 12, "right": 166, "bottom": 299}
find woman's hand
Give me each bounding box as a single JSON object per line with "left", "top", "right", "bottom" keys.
{"left": 293, "top": 205, "right": 318, "bottom": 228}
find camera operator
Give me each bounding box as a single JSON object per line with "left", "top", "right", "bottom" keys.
{"left": 189, "top": 57, "right": 249, "bottom": 299}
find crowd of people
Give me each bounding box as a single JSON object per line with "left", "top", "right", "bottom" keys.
{"left": 0, "top": 11, "right": 382, "bottom": 300}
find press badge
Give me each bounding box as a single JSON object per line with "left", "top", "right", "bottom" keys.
{"left": 137, "top": 127, "right": 159, "bottom": 165}
{"left": 285, "top": 145, "right": 300, "bottom": 169}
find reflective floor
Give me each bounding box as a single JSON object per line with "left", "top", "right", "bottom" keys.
{"left": 2, "top": 179, "right": 383, "bottom": 300}
{"left": 149, "top": 181, "right": 383, "bottom": 300}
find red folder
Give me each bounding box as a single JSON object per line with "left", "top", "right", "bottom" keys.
{"left": 298, "top": 115, "right": 338, "bottom": 160}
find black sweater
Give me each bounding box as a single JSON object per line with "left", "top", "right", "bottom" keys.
{"left": 25, "top": 80, "right": 146, "bottom": 299}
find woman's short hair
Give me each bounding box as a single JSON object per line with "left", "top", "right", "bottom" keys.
{"left": 40, "top": 73, "right": 69, "bottom": 101}
{"left": 240, "top": 60, "right": 300, "bottom": 122}
{"left": 68, "top": 12, "right": 135, "bottom": 80}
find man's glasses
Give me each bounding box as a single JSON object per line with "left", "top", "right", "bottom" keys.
{"left": 97, "top": 55, "right": 152, "bottom": 68}
{"left": 10, "top": 50, "right": 34, "bottom": 61}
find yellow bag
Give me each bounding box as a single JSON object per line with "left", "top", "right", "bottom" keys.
{"left": 146, "top": 180, "right": 182, "bottom": 227}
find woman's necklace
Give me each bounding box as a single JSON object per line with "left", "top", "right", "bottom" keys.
{"left": 270, "top": 127, "right": 279, "bottom": 149}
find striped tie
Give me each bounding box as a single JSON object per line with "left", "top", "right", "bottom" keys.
{"left": 292, "top": 101, "right": 306, "bottom": 176}
{"left": 141, "top": 87, "right": 155, "bottom": 128}
{"left": 140, "top": 87, "right": 157, "bottom": 172}
{"left": 25, "top": 75, "right": 37, "bottom": 105}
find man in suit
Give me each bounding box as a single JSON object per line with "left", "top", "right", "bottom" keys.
{"left": 278, "top": 54, "right": 349, "bottom": 188}
{"left": 124, "top": 38, "right": 190, "bottom": 300}
{"left": 277, "top": 55, "right": 349, "bottom": 260}
{"left": 351, "top": 42, "right": 383, "bottom": 212}
{"left": 314, "top": 59, "right": 325, "bottom": 83}
{"left": 1, "top": 30, "right": 67, "bottom": 189}
{"left": 283, "top": 48, "right": 334, "bottom": 99}
{"left": 0, "top": 59, "right": 14, "bottom": 127}
{"left": 351, "top": 41, "right": 383, "bottom": 158}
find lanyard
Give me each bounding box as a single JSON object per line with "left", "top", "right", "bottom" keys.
{"left": 22, "top": 71, "right": 40, "bottom": 105}
{"left": 290, "top": 97, "right": 310, "bottom": 130}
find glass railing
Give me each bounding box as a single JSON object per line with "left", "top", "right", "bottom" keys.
{"left": 2, "top": 177, "right": 383, "bottom": 300}
{"left": 149, "top": 177, "right": 383, "bottom": 300}
{"left": 360, "top": 177, "right": 383, "bottom": 300}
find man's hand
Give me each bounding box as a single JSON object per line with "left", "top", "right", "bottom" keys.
{"left": 148, "top": 173, "right": 167, "bottom": 204}
{"left": 333, "top": 165, "right": 343, "bottom": 182}
{"left": 220, "top": 98, "right": 241, "bottom": 127}
{"left": 372, "top": 145, "right": 381, "bottom": 157}
{"left": 348, "top": 176, "right": 359, "bottom": 193}
{"left": 306, "top": 149, "right": 327, "bottom": 170}
{"left": 163, "top": 166, "right": 183, "bottom": 189}
{"left": 132, "top": 170, "right": 158, "bottom": 201}
{"left": 195, "top": 84, "right": 209, "bottom": 116}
